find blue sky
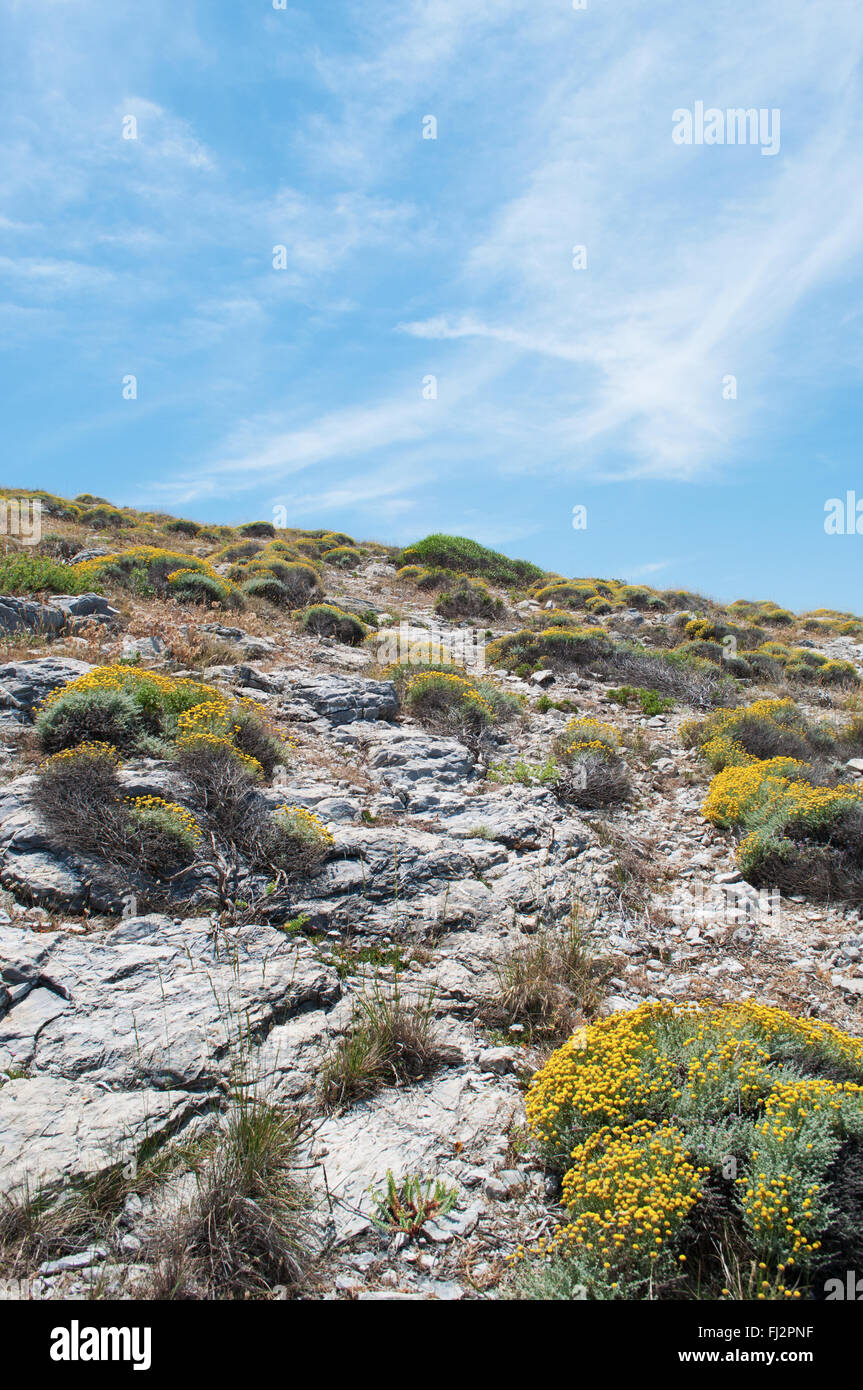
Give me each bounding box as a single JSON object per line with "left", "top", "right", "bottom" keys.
{"left": 3, "top": 0, "right": 863, "bottom": 611}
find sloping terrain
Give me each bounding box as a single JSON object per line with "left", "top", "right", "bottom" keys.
{"left": 2, "top": 490, "right": 863, "bottom": 1301}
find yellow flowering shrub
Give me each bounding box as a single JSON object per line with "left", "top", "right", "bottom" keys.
{"left": 519, "top": 1002, "right": 863, "bottom": 1299}
{"left": 542, "top": 1121, "right": 707, "bottom": 1289}
{"left": 405, "top": 671, "right": 495, "bottom": 729}
{"left": 36, "top": 666, "right": 285, "bottom": 775}
{"left": 125, "top": 795, "right": 202, "bottom": 844}
{"left": 561, "top": 715, "right": 620, "bottom": 760}
{"left": 43, "top": 741, "right": 121, "bottom": 769}
{"left": 272, "top": 804, "right": 335, "bottom": 847}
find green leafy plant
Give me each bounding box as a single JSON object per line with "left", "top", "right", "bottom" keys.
{"left": 368, "top": 1170, "right": 459, "bottom": 1238}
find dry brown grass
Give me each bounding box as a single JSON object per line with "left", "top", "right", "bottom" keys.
{"left": 483, "top": 906, "right": 614, "bottom": 1038}
{"left": 145, "top": 1099, "right": 319, "bottom": 1300}
{"left": 319, "top": 976, "right": 452, "bottom": 1110}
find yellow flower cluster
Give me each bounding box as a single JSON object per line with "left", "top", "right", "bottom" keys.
{"left": 38, "top": 665, "right": 220, "bottom": 712}
{"left": 700, "top": 759, "right": 858, "bottom": 829}
{"left": 549, "top": 1121, "right": 706, "bottom": 1268}
{"left": 73, "top": 545, "right": 221, "bottom": 584}
{"left": 176, "top": 699, "right": 235, "bottom": 737}
{"left": 701, "top": 734, "right": 755, "bottom": 771}
{"left": 176, "top": 730, "right": 264, "bottom": 777}
{"left": 405, "top": 671, "right": 494, "bottom": 720}
{"left": 561, "top": 715, "right": 621, "bottom": 763}
{"left": 731, "top": 1000, "right": 863, "bottom": 1067}
{"left": 564, "top": 738, "right": 617, "bottom": 758}
{"left": 44, "top": 741, "right": 121, "bottom": 767}
{"left": 125, "top": 795, "right": 202, "bottom": 842}
{"left": 525, "top": 1001, "right": 863, "bottom": 1291}
{"left": 565, "top": 715, "right": 619, "bottom": 745}
{"left": 274, "top": 804, "right": 335, "bottom": 845}
{"left": 525, "top": 1005, "right": 676, "bottom": 1149}
{"left": 681, "top": 697, "right": 804, "bottom": 752}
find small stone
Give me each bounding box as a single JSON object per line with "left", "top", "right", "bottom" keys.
{"left": 39, "top": 1244, "right": 107, "bottom": 1275}
{"left": 477, "top": 1046, "right": 518, "bottom": 1075}
{"left": 483, "top": 1175, "right": 508, "bottom": 1201}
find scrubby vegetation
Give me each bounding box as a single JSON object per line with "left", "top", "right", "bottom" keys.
{"left": 403, "top": 669, "right": 522, "bottom": 746}
{"left": 683, "top": 698, "right": 863, "bottom": 898}
{"left": 301, "top": 603, "right": 367, "bottom": 644}
{"left": 7, "top": 486, "right": 863, "bottom": 1306}
{"left": 400, "top": 533, "right": 545, "bottom": 587}
{"left": 320, "top": 978, "right": 446, "bottom": 1109}
{"left": 549, "top": 716, "right": 631, "bottom": 809}
{"left": 515, "top": 1001, "right": 863, "bottom": 1301}
{"left": 26, "top": 667, "right": 333, "bottom": 913}
{"left": 0, "top": 555, "right": 92, "bottom": 596}
{"left": 484, "top": 909, "right": 613, "bottom": 1039}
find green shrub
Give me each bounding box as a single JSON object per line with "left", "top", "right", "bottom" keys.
{"left": 74, "top": 546, "right": 219, "bottom": 596}
{"left": 210, "top": 539, "right": 265, "bottom": 563}
{"left": 487, "top": 626, "right": 612, "bottom": 672}
{"left": 124, "top": 795, "right": 202, "bottom": 872}
{"left": 0, "top": 555, "right": 92, "bottom": 596}
{"left": 404, "top": 670, "right": 496, "bottom": 733}
{"left": 167, "top": 570, "right": 241, "bottom": 609}
{"left": 242, "top": 575, "right": 290, "bottom": 607}
{"left": 533, "top": 582, "right": 597, "bottom": 608}
{"left": 607, "top": 686, "right": 674, "bottom": 716}
{"left": 400, "top": 534, "right": 545, "bottom": 586}
{"left": 415, "top": 567, "right": 457, "bottom": 592}
{"left": 80, "top": 505, "right": 126, "bottom": 529}
{"left": 164, "top": 518, "right": 202, "bottom": 537}
{"left": 238, "top": 521, "right": 276, "bottom": 539}
{"left": 35, "top": 687, "right": 144, "bottom": 754}
{"left": 434, "top": 579, "right": 503, "bottom": 621}
{"left": 322, "top": 545, "right": 362, "bottom": 568}
{"left": 301, "top": 604, "right": 368, "bottom": 645}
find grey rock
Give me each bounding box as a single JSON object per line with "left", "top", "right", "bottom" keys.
{"left": 832, "top": 973, "right": 863, "bottom": 996}
{"left": 312, "top": 1070, "right": 520, "bottom": 1239}
{"left": 288, "top": 674, "right": 398, "bottom": 725}
{"left": 0, "top": 657, "right": 92, "bottom": 718}
{"left": 477, "top": 1046, "right": 519, "bottom": 1075}
{"left": 422, "top": 1203, "right": 482, "bottom": 1244}
{"left": 121, "top": 635, "right": 166, "bottom": 660}
{"left": 48, "top": 593, "right": 119, "bottom": 622}
{"left": 69, "top": 549, "right": 111, "bottom": 565}
{"left": 0, "top": 598, "right": 66, "bottom": 638}
{"left": 0, "top": 915, "right": 341, "bottom": 1196}
{"left": 200, "top": 623, "right": 276, "bottom": 659}
{"left": 39, "top": 1244, "right": 108, "bottom": 1275}
{"left": 482, "top": 1175, "right": 509, "bottom": 1201}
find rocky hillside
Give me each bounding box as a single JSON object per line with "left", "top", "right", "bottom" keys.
{"left": 3, "top": 490, "right": 863, "bottom": 1302}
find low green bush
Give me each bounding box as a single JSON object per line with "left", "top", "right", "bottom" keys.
{"left": 0, "top": 555, "right": 92, "bottom": 596}
{"left": 301, "top": 604, "right": 367, "bottom": 645}
{"left": 400, "top": 533, "right": 545, "bottom": 586}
